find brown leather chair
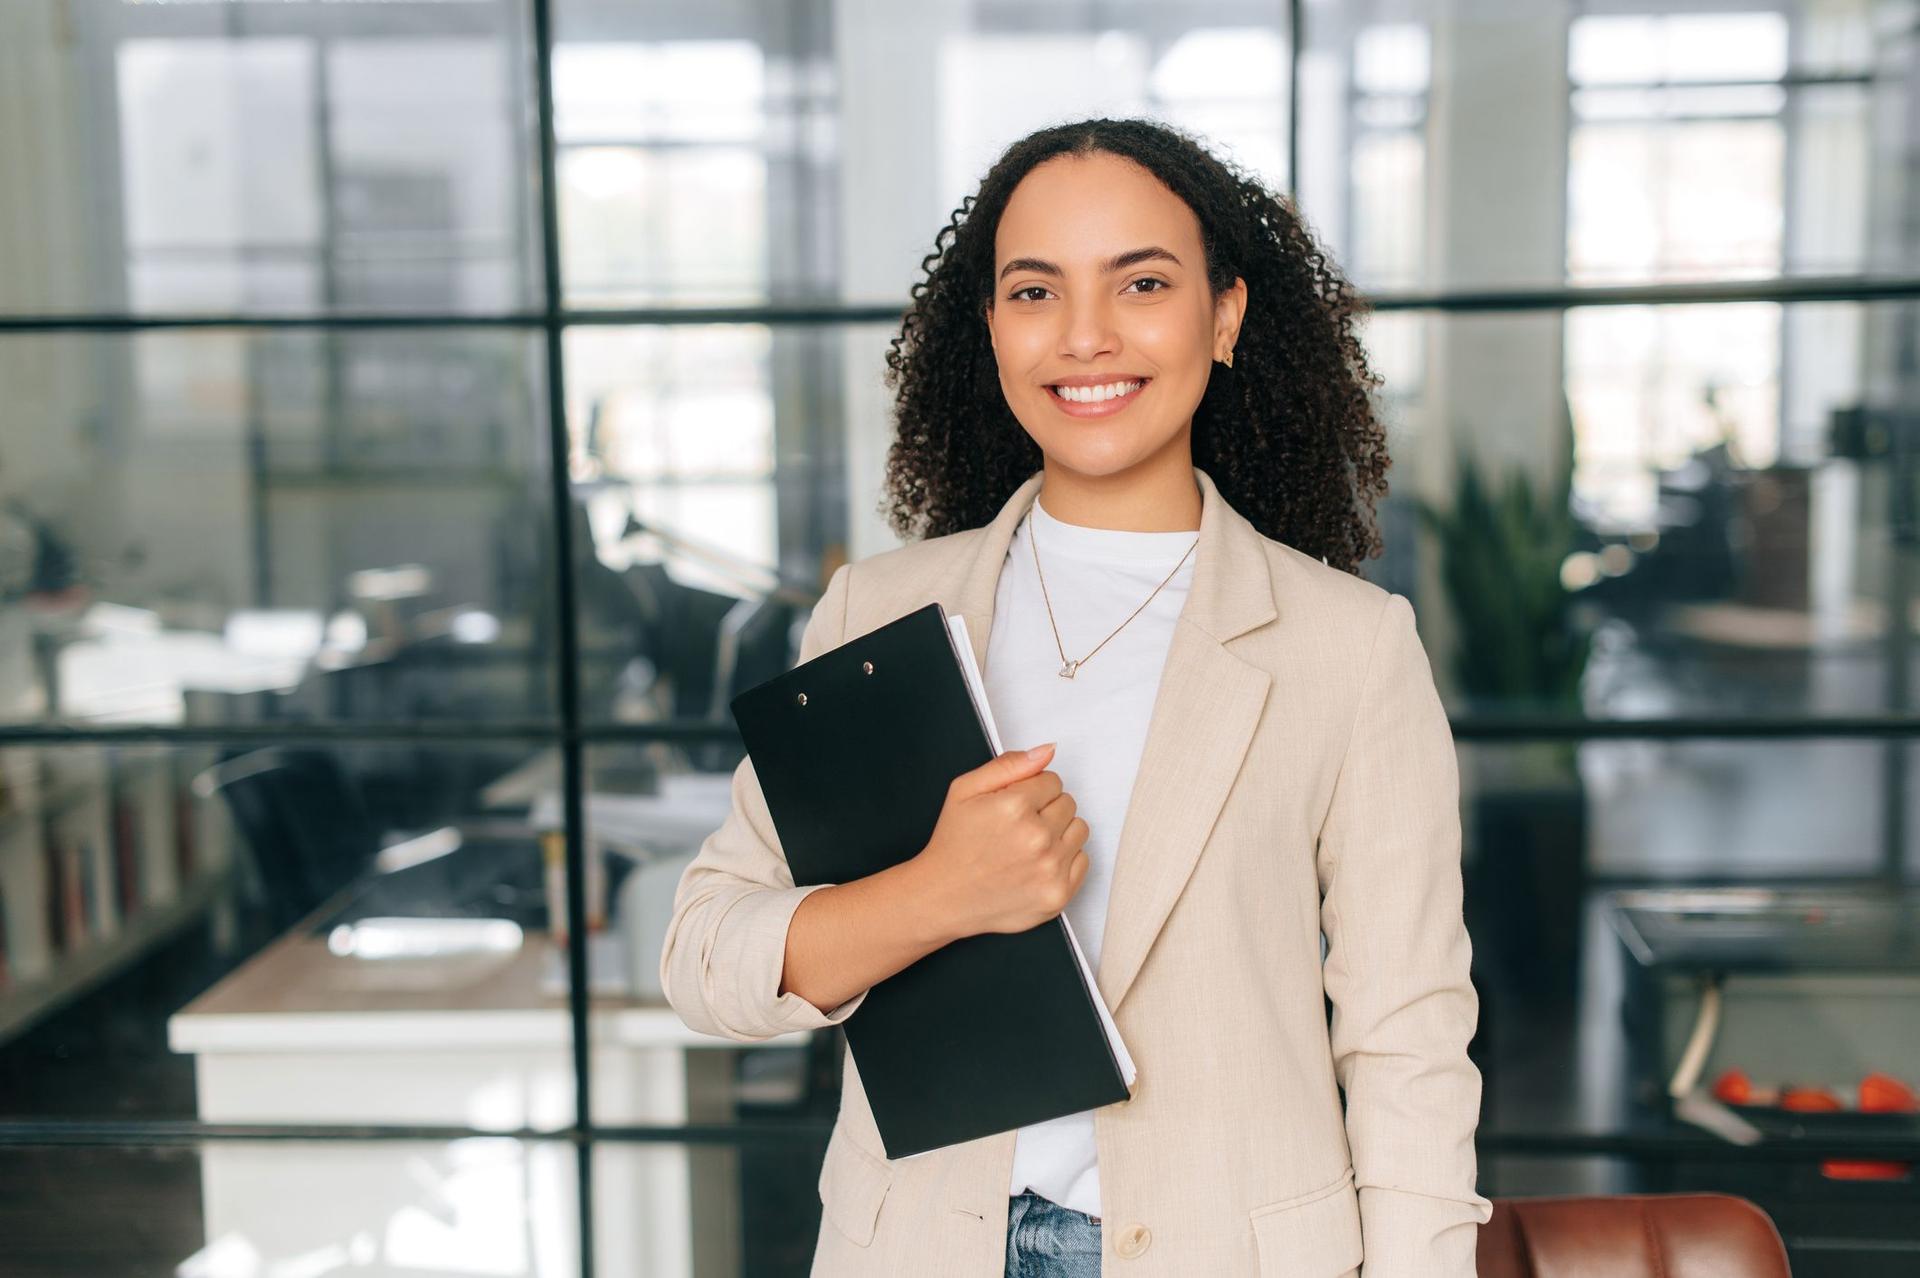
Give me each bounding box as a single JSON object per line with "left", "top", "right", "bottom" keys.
{"left": 1477, "top": 1192, "right": 1791, "bottom": 1277}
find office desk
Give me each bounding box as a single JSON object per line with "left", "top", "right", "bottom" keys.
{"left": 168, "top": 916, "right": 790, "bottom": 1277}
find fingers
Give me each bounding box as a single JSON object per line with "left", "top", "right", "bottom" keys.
{"left": 1004, "top": 767, "right": 1064, "bottom": 811}
{"left": 1037, "top": 789, "right": 1078, "bottom": 841}
{"left": 956, "top": 746, "right": 1056, "bottom": 800}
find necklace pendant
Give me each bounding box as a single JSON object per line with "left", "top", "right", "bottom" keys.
{"left": 1058, "top": 659, "right": 1080, "bottom": 679}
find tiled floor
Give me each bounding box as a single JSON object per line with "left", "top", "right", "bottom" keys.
{"left": 0, "top": 1144, "right": 206, "bottom": 1278}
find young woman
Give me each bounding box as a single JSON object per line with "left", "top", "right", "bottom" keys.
{"left": 660, "top": 117, "right": 1489, "bottom": 1278}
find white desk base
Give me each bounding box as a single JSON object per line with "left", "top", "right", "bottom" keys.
{"left": 169, "top": 928, "right": 793, "bottom": 1278}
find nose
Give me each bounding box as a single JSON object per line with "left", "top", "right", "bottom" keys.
{"left": 1058, "top": 290, "right": 1119, "bottom": 363}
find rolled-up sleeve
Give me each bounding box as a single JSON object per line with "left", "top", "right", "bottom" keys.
{"left": 657, "top": 560, "right": 873, "bottom": 1042}
{"left": 1315, "top": 591, "right": 1492, "bottom": 1275}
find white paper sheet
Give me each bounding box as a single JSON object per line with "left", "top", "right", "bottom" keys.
{"left": 946, "top": 613, "right": 1137, "bottom": 1092}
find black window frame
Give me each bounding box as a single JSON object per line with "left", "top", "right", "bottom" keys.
{"left": 3, "top": 2, "right": 1920, "bottom": 1275}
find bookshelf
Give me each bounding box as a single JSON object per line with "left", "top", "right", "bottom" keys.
{"left": 0, "top": 742, "right": 236, "bottom": 1042}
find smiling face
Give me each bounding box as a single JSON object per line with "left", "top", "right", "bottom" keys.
{"left": 985, "top": 151, "right": 1245, "bottom": 484}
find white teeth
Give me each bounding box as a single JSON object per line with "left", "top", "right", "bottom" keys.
{"left": 1052, "top": 380, "right": 1142, "bottom": 403}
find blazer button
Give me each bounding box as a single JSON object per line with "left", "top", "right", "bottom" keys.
{"left": 1116, "top": 1223, "right": 1151, "bottom": 1258}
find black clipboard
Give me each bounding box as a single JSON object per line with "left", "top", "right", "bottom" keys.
{"left": 730, "top": 601, "right": 1133, "bottom": 1159}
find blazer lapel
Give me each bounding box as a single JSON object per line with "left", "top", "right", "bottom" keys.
{"left": 1094, "top": 613, "right": 1270, "bottom": 1015}
{"left": 940, "top": 465, "right": 1278, "bottom": 1017}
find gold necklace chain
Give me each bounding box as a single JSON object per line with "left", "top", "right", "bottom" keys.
{"left": 1028, "top": 509, "right": 1198, "bottom": 679}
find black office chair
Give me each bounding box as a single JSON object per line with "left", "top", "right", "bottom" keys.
{"left": 193, "top": 747, "right": 383, "bottom": 936}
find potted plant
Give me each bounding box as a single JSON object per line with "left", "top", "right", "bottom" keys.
{"left": 1414, "top": 400, "right": 1594, "bottom": 1007}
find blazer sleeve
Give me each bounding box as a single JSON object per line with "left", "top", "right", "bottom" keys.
{"left": 656, "top": 560, "right": 873, "bottom": 1042}
{"left": 1315, "top": 591, "right": 1493, "bottom": 1276}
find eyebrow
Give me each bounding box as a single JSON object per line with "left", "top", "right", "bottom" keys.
{"left": 998, "top": 245, "right": 1183, "bottom": 282}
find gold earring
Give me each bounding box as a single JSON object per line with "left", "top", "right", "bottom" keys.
{"left": 1219, "top": 348, "right": 1234, "bottom": 369}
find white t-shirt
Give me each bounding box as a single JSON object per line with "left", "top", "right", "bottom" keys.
{"left": 985, "top": 493, "right": 1198, "bottom": 1220}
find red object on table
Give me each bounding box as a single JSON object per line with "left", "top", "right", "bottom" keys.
{"left": 1824, "top": 1072, "right": 1914, "bottom": 1181}
{"left": 1709, "top": 1068, "right": 1913, "bottom": 1181}
{"left": 1859, "top": 1072, "right": 1918, "bottom": 1114}
{"left": 1781, "top": 1085, "right": 1844, "bottom": 1112}
{"left": 1712, "top": 1067, "right": 1755, "bottom": 1106}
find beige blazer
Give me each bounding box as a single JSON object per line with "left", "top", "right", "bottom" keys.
{"left": 660, "top": 464, "right": 1491, "bottom": 1277}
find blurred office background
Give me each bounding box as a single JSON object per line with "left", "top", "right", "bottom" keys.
{"left": 0, "top": 0, "right": 1916, "bottom": 1274}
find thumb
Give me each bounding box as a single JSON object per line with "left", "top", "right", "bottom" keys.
{"left": 960, "top": 743, "right": 1054, "bottom": 796}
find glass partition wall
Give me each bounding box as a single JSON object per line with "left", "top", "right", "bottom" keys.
{"left": 2, "top": 1, "right": 1916, "bottom": 1275}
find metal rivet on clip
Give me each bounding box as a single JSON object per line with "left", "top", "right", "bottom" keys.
{"left": 796, "top": 692, "right": 807, "bottom": 706}
{"left": 862, "top": 661, "right": 874, "bottom": 675}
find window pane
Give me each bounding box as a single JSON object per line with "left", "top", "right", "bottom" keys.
{"left": 0, "top": 1138, "right": 581, "bottom": 1276}
{"left": 0, "top": 739, "right": 595, "bottom": 1128}
{"left": 1296, "top": 0, "right": 1900, "bottom": 294}
{"left": 565, "top": 325, "right": 882, "bottom": 727}
{"left": 1368, "top": 303, "right": 1916, "bottom": 719}
{"left": 0, "top": 330, "right": 557, "bottom": 728}
{"left": 0, "top": 0, "right": 542, "bottom": 317}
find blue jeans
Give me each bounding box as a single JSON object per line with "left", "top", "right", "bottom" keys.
{"left": 1005, "top": 1189, "right": 1102, "bottom": 1277}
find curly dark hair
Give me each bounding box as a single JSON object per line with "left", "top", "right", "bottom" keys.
{"left": 878, "top": 117, "right": 1390, "bottom": 575}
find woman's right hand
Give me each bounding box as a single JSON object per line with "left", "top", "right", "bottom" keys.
{"left": 911, "top": 742, "right": 1090, "bottom": 939}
